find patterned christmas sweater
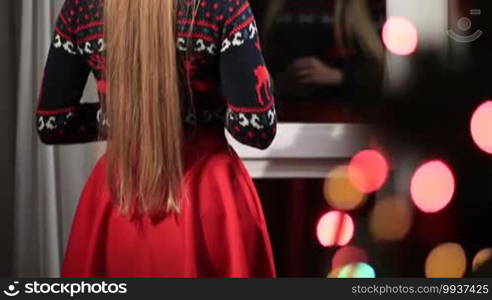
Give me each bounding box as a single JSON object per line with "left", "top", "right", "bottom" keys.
{"left": 36, "top": 0, "right": 277, "bottom": 149}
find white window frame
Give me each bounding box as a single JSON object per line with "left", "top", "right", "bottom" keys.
{"left": 227, "top": 123, "right": 370, "bottom": 178}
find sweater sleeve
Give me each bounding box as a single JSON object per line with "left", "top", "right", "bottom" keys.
{"left": 36, "top": 0, "right": 104, "bottom": 145}
{"left": 219, "top": 0, "right": 277, "bottom": 150}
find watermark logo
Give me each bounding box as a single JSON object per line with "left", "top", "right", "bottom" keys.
{"left": 2, "top": 281, "right": 128, "bottom": 298}
{"left": 3, "top": 282, "right": 20, "bottom": 297}
{"left": 447, "top": 9, "right": 483, "bottom": 43}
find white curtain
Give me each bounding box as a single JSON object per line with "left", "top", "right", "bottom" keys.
{"left": 14, "top": 0, "right": 105, "bottom": 277}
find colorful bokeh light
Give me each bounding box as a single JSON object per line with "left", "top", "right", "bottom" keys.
{"left": 470, "top": 101, "right": 492, "bottom": 154}
{"left": 338, "top": 263, "right": 376, "bottom": 278}
{"left": 348, "top": 150, "right": 389, "bottom": 194}
{"left": 410, "top": 160, "right": 456, "bottom": 213}
{"left": 382, "top": 16, "right": 419, "bottom": 56}
{"left": 370, "top": 197, "right": 413, "bottom": 241}
{"left": 324, "top": 166, "right": 366, "bottom": 211}
{"left": 327, "top": 266, "right": 343, "bottom": 278}
{"left": 425, "top": 243, "right": 467, "bottom": 278}
{"left": 316, "top": 211, "right": 354, "bottom": 247}
{"left": 472, "top": 248, "right": 492, "bottom": 272}
{"left": 332, "top": 246, "right": 369, "bottom": 270}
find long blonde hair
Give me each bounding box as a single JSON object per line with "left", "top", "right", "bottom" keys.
{"left": 103, "top": 0, "right": 198, "bottom": 216}
{"left": 335, "top": 0, "right": 384, "bottom": 61}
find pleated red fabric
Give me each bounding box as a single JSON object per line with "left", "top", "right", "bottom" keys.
{"left": 61, "top": 129, "right": 276, "bottom": 277}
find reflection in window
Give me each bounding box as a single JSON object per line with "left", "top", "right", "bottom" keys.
{"left": 251, "top": 0, "right": 386, "bottom": 122}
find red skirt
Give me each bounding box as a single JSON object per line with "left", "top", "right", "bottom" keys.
{"left": 61, "top": 129, "right": 276, "bottom": 277}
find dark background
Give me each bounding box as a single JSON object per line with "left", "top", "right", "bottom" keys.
{"left": 251, "top": 0, "right": 492, "bottom": 277}
{"left": 0, "top": 0, "right": 19, "bottom": 277}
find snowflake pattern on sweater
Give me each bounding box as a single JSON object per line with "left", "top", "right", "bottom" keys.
{"left": 37, "top": 0, "right": 276, "bottom": 149}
